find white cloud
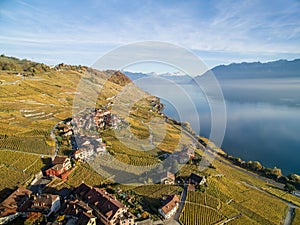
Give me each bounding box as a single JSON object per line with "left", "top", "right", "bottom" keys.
{"left": 1, "top": 0, "right": 299, "bottom": 67}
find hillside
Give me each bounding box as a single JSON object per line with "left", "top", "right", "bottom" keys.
{"left": 0, "top": 55, "right": 192, "bottom": 188}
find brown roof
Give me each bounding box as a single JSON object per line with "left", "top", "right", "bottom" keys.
{"left": 64, "top": 199, "right": 92, "bottom": 217}
{"left": 0, "top": 187, "right": 32, "bottom": 217}
{"left": 50, "top": 164, "right": 64, "bottom": 171}
{"left": 74, "top": 184, "right": 125, "bottom": 220}
{"left": 160, "top": 195, "right": 179, "bottom": 215}
{"left": 76, "top": 211, "right": 96, "bottom": 225}
{"left": 85, "top": 187, "right": 124, "bottom": 220}
{"left": 73, "top": 183, "right": 92, "bottom": 198}
{"left": 52, "top": 156, "right": 68, "bottom": 165}
{"left": 32, "top": 194, "right": 59, "bottom": 210}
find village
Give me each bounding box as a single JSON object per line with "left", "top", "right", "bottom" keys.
{"left": 0, "top": 106, "right": 208, "bottom": 225}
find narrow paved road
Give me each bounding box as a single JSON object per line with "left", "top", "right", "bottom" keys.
{"left": 284, "top": 207, "right": 295, "bottom": 225}
{"left": 173, "top": 182, "right": 188, "bottom": 222}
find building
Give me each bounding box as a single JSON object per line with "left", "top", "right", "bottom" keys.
{"left": 189, "top": 173, "right": 206, "bottom": 186}
{"left": 63, "top": 199, "right": 96, "bottom": 225}
{"left": 73, "top": 149, "right": 84, "bottom": 161}
{"left": 45, "top": 156, "right": 72, "bottom": 180}
{"left": 158, "top": 195, "right": 179, "bottom": 219}
{"left": 160, "top": 171, "right": 175, "bottom": 185}
{"left": 30, "top": 194, "right": 61, "bottom": 217}
{"left": 76, "top": 212, "right": 96, "bottom": 225}
{"left": 0, "top": 187, "right": 32, "bottom": 224}
{"left": 73, "top": 183, "right": 135, "bottom": 225}
{"left": 52, "top": 156, "right": 72, "bottom": 170}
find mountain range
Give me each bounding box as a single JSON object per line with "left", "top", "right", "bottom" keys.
{"left": 124, "top": 58, "right": 300, "bottom": 83}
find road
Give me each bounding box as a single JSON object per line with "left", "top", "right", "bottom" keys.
{"left": 164, "top": 182, "right": 188, "bottom": 225}
{"left": 284, "top": 207, "right": 295, "bottom": 225}
{"left": 173, "top": 182, "right": 188, "bottom": 222}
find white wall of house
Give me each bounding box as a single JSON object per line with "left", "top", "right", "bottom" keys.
{"left": 158, "top": 204, "right": 178, "bottom": 219}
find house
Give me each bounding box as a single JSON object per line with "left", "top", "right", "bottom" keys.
{"left": 80, "top": 147, "right": 94, "bottom": 160}
{"left": 73, "top": 149, "right": 84, "bottom": 161}
{"left": 45, "top": 156, "right": 72, "bottom": 179}
{"left": 52, "top": 156, "right": 72, "bottom": 170}
{"left": 96, "top": 143, "right": 106, "bottom": 153}
{"left": 63, "top": 199, "right": 96, "bottom": 225}
{"left": 0, "top": 187, "right": 32, "bottom": 224}
{"left": 76, "top": 212, "right": 96, "bottom": 225}
{"left": 45, "top": 164, "right": 65, "bottom": 177}
{"left": 30, "top": 194, "right": 60, "bottom": 217}
{"left": 158, "top": 195, "right": 179, "bottom": 219}
{"left": 189, "top": 173, "right": 206, "bottom": 186}
{"left": 160, "top": 171, "right": 175, "bottom": 185}
{"left": 73, "top": 183, "right": 135, "bottom": 225}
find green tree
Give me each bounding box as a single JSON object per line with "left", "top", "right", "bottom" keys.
{"left": 252, "top": 161, "right": 263, "bottom": 171}
{"left": 284, "top": 183, "right": 296, "bottom": 194}
{"left": 271, "top": 166, "right": 282, "bottom": 178}
{"left": 288, "top": 174, "right": 300, "bottom": 183}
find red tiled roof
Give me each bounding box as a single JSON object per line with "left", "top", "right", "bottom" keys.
{"left": 160, "top": 195, "right": 179, "bottom": 215}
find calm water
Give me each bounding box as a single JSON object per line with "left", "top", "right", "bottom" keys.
{"left": 133, "top": 77, "right": 300, "bottom": 175}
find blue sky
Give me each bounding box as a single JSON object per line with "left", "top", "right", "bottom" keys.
{"left": 0, "top": 0, "right": 300, "bottom": 71}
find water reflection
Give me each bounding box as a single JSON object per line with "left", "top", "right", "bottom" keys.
{"left": 133, "top": 77, "right": 300, "bottom": 175}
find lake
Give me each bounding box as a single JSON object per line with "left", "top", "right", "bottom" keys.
{"left": 132, "top": 76, "right": 300, "bottom": 175}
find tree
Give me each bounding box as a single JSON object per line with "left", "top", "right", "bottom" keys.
{"left": 288, "top": 174, "right": 300, "bottom": 183}
{"left": 271, "top": 166, "right": 282, "bottom": 178}
{"left": 56, "top": 136, "right": 62, "bottom": 144}
{"left": 246, "top": 160, "right": 254, "bottom": 170}
{"left": 284, "top": 183, "right": 296, "bottom": 194}
{"left": 252, "top": 161, "right": 263, "bottom": 171}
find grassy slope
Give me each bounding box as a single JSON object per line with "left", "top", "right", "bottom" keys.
{"left": 292, "top": 208, "right": 300, "bottom": 225}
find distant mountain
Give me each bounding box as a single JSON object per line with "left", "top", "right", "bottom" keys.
{"left": 198, "top": 59, "right": 300, "bottom": 79}
{"left": 122, "top": 71, "right": 149, "bottom": 80}
{"left": 125, "top": 58, "right": 300, "bottom": 83}
{"left": 123, "top": 71, "right": 193, "bottom": 84}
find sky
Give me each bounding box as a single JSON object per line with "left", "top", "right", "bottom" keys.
{"left": 0, "top": 0, "right": 300, "bottom": 72}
